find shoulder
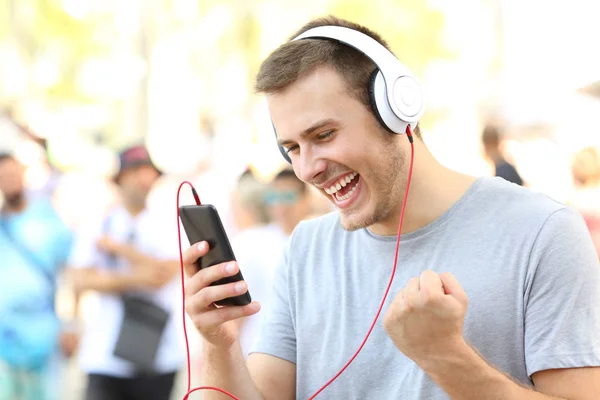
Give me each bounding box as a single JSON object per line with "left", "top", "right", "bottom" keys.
{"left": 473, "top": 177, "right": 565, "bottom": 220}
{"left": 27, "top": 197, "right": 72, "bottom": 232}
{"left": 474, "top": 177, "right": 593, "bottom": 255}
{"left": 26, "top": 196, "right": 56, "bottom": 215}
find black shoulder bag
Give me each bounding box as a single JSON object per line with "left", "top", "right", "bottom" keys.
{"left": 102, "top": 214, "right": 170, "bottom": 374}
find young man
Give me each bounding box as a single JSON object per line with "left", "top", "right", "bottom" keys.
{"left": 0, "top": 153, "right": 73, "bottom": 400}
{"left": 182, "top": 17, "right": 600, "bottom": 399}
{"left": 265, "top": 168, "right": 311, "bottom": 237}
{"left": 68, "top": 145, "right": 183, "bottom": 400}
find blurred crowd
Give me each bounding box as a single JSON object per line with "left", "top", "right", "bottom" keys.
{"left": 0, "top": 110, "right": 334, "bottom": 399}
{"left": 0, "top": 1, "right": 599, "bottom": 394}
{"left": 1, "top": 107, "right": 599, "bottom": 399}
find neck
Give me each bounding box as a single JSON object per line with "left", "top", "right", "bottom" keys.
{"left": 2, "top": 197, "right": 27, "bottom": 215}
{"left": 282, "top": 221, "right": 296, "bottom": 236}
{"left": 486, "top": 149, "right": 504, "bottom": 164}
{"left": 124, "top": 202, "right": 145, "bottom": 217}
{"left": 369, "top": 143, "right": 477, "bottom": 236}
{"left": 237, "top": 215, "right": 263, "bottom": 231}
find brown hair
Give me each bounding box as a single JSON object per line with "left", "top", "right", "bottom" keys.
{"left": 255, "top": 16, "right": 421, "bottom": 138}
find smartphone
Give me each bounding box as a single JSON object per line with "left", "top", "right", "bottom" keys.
{"left": 179, "top": 204, "right": 251, "bottom": 307}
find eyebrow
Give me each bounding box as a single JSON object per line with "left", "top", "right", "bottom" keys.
{"left": 277, "top": 118, "right": 337, "bottom": 147}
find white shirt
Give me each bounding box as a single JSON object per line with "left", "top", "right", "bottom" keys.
{"left": 230, "top": 224, "right": 288, "bottom": 357}
{"left": 68, "top": 206, "right": 184, "bottom": 377}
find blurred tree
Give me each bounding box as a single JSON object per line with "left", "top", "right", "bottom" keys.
{"left": 328, "top": 0, "right": 452, "bottom": 78}
{"left": 328, "top": 0, "right": 453, "bottom": 130}
{"left": 0, "top": 0, "right": 110, "bottom": 102}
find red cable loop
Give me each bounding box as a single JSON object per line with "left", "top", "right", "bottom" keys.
{"left": 177, "top": 125, "right": 415, "bottom": 399}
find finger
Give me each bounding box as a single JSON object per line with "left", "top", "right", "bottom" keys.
{"left": 388, "top": 288, "right": 404, "bottom": 314}
{"left": 420, "top": 270, "right": 444, "bottom": 296}
{"left": 182, "top": 241, "right": 210, "bottom": 277}
{"left": 404, "top": 290, "right": 424, "bottom": 310}
{"left": 440, "top": 272, "right": 468, "bottom": 307}
{"left": 404, "top": 277, "right": 420, "bottom": 294}
{"left": 186, "top": 279, "right": 248, "bottom": 313}
{"left": 185, "top": 261, "right": 239, "bottom": 299}
{"left": 193, "top": 302, "right": 261, "bottom": 329}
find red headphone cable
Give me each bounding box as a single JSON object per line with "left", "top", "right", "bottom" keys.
{"left": 177, "top": 125, "right": 415, "bottom": 399}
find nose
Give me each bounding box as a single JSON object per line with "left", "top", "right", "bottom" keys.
{"left": 294, "top": 147, "right": 327, "bottom": 185}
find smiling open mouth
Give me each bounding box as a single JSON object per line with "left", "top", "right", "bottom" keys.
{"left": 324, "top": 171, "right": 360, "bottom": 201}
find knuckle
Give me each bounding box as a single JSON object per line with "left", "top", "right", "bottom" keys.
{"left": 405, "top": 294, "right": 417, "bottom": 311}
{"left": 382, "top": 315, "right": 391, "bottom": 331}
{"left": 184, "top": 299, "right": 197, "bottom": 316}
{"left": 192, "top": 315, "right": 209, "bottom": 332}
{"left": 184, "top": 281, "right": 194, "bottom": 297}
{"left": 196, "top": 268, "right": 215, "bottom": 289}
{"left": 196, "top": 289, "right": 210, "bottom": 307}
{"left": 183, "top": 246, "right": 195, "bottom": 263}
{"left": 223, "top": 306, "right": 241, "bottom": 321}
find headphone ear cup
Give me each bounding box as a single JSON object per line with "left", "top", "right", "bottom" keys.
{"left": 278, "top": 143, "right": 292, "bottom": 164}
{"left": 272, "top": 121, "right": 292, "bottom": 164}
{"left": 368, "top": 69, "right": 394, "bottom": 133}
{"left": 369, "top": 70, "right": 410, "bottom": 134}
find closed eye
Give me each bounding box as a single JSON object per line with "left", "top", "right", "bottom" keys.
{"left": 317, "top": 130, "right": 335, "bottom": 140}
{"left": 285, "top": 144, "right": 299, "bottom": 154}
{"left": 284, "top": 130, "right": 335, "bottom": 155}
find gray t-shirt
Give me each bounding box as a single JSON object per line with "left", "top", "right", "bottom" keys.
{"left": 252, "top": 177, "right": 600, "bottom": 399}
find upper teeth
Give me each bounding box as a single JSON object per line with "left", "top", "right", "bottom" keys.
{"left": 324, "top": 172, "right": 358, "bottom": 195}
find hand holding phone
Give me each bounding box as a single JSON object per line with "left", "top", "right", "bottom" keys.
{"left": 179, "top": 204, "right": 251, "bottom": 307}
{"left": 181, "top": 241, "right": 260, "bottom": 347}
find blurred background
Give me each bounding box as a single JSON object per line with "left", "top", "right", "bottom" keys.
{"left": 1, "top": 0, "right": 599, "bottom": 399}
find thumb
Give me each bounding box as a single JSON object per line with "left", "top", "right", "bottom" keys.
{"left": 440, "top": 272, "right": 468, "bottom": 307}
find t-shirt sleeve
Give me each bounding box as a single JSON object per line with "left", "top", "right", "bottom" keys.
{"left": 250, "top": 239, "right": 297, "bottom": 364}
{"left": 524, "top": 207, "right": 600, "bottom": 377}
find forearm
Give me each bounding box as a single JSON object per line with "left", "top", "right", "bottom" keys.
{"left": 114, "top": 243, "right": 156, "bottom": 267}
{"left": 419, "top": 341, "right": 564, "bottom": 400}
{"left": 202, "top": 341, "right": 263, "bottom": 400}
{"left": 115, "top": 245, "right": 179, "bottom": 279}
{"left": 73, "top": 269, "right": 139, "bottom": 294}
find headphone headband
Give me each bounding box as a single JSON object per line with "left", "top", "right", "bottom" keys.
{"left": 292, "top": 26, "right": 424, "bottom": 121}
{"left": 273, "top": 24, "right": 425, "bottom": 164}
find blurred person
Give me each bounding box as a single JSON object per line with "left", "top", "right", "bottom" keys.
{"left": 0, "top": 153, "right": 74, "bottom": 400}
{"left": 67, "top": 145, "right": 183, "bottom": 400}
{"left": 482, "top": 124, "right": 524, "bottom": 186}
{"left": 192, "top": 117, "right": 238, "bottom": 236}
{"left": 569, "top": 146, "right": 600, "bottom": 256}
{"left": 265, "top": 168, "right": 312, "bottom": 237}
{"left": 231, "top": 169, "right": 270, "bottom": 232}
{"left": 182, "top": 16, "right": 600, "bottom": 399}
{"left": 229, "top": 169, "right": 286, "bottom": 357}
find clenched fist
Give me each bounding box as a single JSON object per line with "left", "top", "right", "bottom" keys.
{"left": 383, "top": 270, "right": 469, "bottom": 367}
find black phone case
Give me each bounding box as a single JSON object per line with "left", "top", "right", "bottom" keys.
{"left": 179, "top": 204, "right": 251, "bottom": 307}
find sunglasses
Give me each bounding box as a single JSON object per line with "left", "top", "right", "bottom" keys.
{"left": 265, "top": 190, "right": 301, "bottom": 205}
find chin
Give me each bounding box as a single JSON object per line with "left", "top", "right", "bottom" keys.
{"left": 339, "top": 209, "right": 374, "bottom": 232}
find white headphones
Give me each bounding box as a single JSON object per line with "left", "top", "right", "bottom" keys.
{"left": 275, "top": 25, "right": 425, "bottom": 164}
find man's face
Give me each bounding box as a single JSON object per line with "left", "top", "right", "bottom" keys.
{"left": 266, "top": 177, "right": 309, "bottom": 230}
{"left": 117, "top": 164, "right": 160, "bottom": 206}
{"left": 268, "top": 66, "right": 408, "bottom": 231}
{"left": 0, "top": 158, "right": 25, "bottom": 207}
